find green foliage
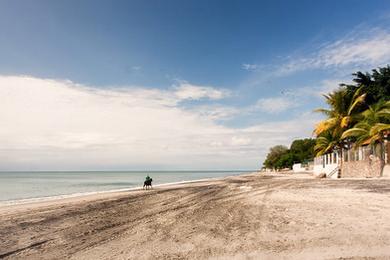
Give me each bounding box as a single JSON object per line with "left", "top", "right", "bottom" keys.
{"left": 263, "top": 145, "right": 289, "bottom": 169}
{"left": 341, "top": 100, "right": 390, "bottom": 146}
{"left": 263, "top": 139, "right": 316, "bottom": 170}
{"left": 264, "top": 65, "right": 390, "bottom": 168}
{"left": 290, "top": 138, "right": 316, "bottom": 163}
{"left": 315, "top": 130, "right": 341, "bottom": 156}
{"left": 343, "top": 65, "right": 390, "bottom": 107}
{"left": 274, "top": 152, "right": 297, "bottom": 169}
{"left": 314, "top": 87, "right": 366, "bottom": 137}
{"left": 314, "top": 65, "right": 390, "bottom": 156}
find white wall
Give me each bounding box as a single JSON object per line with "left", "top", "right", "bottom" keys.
{"left": 293, "top": 163, "right": 306, "bottom": 173}
{"left": 313, "top": 152, "right": 339, "bottom": 178}
{"left": 382, "top": 164, "right": 390, "bottom": 178}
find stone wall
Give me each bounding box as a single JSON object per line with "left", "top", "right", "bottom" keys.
{"left": 341, "top": 156, "right": 383, "bottom": 178}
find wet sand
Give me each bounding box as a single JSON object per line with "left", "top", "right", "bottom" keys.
{"left": 1, "top": 173, "right": 390, "bottom": 259}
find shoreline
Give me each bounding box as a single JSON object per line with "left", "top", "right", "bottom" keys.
{"left": 0, "top": 171, "right": 254, "bottom": 209}
{"left": 1, "top": 170, "right": 384, "bottom": 208}
{"left": 1, "top": 173, "right": 389, "bottom": 259}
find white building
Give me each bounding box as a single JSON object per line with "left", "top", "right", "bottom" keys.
{"left": 313, "top": 151, "right": 340, "bottom": 178}
{"left": 313, "top": 142, "right": 389, "bottom": 178}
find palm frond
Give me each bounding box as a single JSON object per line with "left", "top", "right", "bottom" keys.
{"left": 313, "top": 108, "right": 332, "bottom": 116}
{"left": 341, "top": 127, "right": 367, "bottom": 139}
{"left": 314, "top": 118, "right": 337, "bottom": 136}
{"left": 370, "top": 123, "right": 390, "bottom": 135}
{"left": 347, "top": 93, "right": 366, "bottom": 115}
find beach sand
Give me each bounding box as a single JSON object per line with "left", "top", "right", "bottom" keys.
{"left": 1, "top": 172, "right": 390, "bottom": 259}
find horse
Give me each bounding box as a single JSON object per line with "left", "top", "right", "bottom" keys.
{"left": 143, "top": 178, "right": 153, "bottom": 190}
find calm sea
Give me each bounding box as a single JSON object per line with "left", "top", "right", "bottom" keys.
{"left": 0, "top": 170, "right": 251, "bottom": 204}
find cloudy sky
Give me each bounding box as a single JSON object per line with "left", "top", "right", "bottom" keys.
{"left": 1, "top": 0, "right": 390, "bottom": 170}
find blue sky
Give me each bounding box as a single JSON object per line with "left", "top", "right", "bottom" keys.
{"left": 1, "top": 1, "right": 390, "bottom": 170}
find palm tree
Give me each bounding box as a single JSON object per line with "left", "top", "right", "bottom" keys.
{"left": 313, "top": 87, "right": 366, "bottom": 178}
{"left": 341, "top": 66, "right": 390, "bottom": 107}
{"left": 341, "top": 101, "right": 390, "bottom": 177}
{"left": 341, "top": 101, "right": 390, "bottom": 146}
{"left": 314, "top": 129, "right": 344, "bottom": 177}
{"left": 314, "top": 87, "right": 366, "bottom": 137}
{"left": 314, "top": 130, "right": 340, "bottom": 156}
{"left": 314, "top": 87, "right": 366, "bottom": 166}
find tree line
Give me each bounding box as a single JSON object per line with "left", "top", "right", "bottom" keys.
{"left": 263, "top": 138, "right": 316, "bottom": 170}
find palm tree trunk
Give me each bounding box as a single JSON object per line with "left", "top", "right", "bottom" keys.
{"left": 338, "top": 149, "right": 343, "bottom": 178}
{"left": 379, "top": 139, "right": 385, "bottom": 177}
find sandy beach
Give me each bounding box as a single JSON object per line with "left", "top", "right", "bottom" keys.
{"left": 1, "top": 172, "right": 390, "bottom": 259}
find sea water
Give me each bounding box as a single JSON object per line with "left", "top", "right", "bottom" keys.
{"left": 0, "top": 170, "right": 251, "bottom": 204}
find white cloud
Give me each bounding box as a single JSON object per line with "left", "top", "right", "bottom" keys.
{"left": 315, "top": 79, "right": 345, "bottom": 95}
{"left": 252, "top": 97, "right": 297, "bottom": 114}
{"left": 187, "top": 105, "right": 240, "bottom": 121}
{"left": 242, "top": 63, "right": 259, "bottom": 71}
{"left": 173, "top": 82, "right": 230, "bottom": 101}
{"left": 131, "top": 66, "right": 142, "bottom": 71}
{"left": 231, "top": 136, "right": 251, "bottom": 146}
{"left": 278, "top": 29, "right": 390, "bottom": 75}
{"left": 0, "top": 75, "right": 318, "bottom": 170}
{"left": 319, "top": 31, "right": 390, "bottom": 67}
{"left": 285, "top": 78, "right": 350, "bottom": 99}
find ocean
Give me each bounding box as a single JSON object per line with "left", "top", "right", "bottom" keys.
{"left": 0, "top": 170, "right": 251, "bottom": 204}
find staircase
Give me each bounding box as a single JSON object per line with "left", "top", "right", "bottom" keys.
{"left": 327, "top": 166, "right": 340, "bottom": 179}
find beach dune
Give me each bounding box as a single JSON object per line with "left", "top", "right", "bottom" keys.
{"left": 1, "top": 173, "right": 390, "bottom": 259}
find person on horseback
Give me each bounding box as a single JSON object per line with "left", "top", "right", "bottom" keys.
{"left": 143, "top": 174, "right": 153, "bottom": 189}
{"left": 145, "top": 174, "right": 151, "bottom": 182}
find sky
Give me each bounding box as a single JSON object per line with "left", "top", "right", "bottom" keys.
{"left": 1, "top": 0, "right": 390, "bottom": 170}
